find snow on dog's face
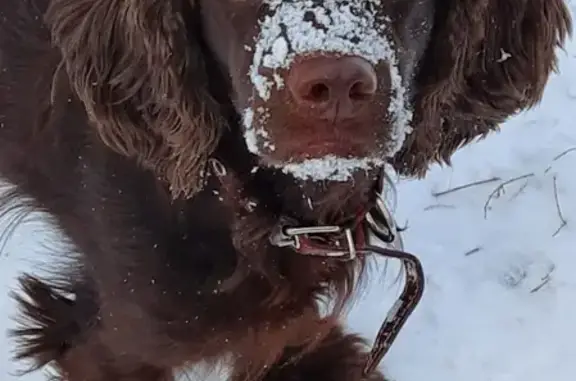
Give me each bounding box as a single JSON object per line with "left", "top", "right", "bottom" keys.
{"left": 201, "top": 0, "right": 434, "bottom": 183}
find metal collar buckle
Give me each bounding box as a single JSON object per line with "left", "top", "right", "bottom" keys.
{"left": 269, "top": 218, "right": 362, "bottom": 260}
{"left": 269, "top": 187, "right": 401, "bottom": 258}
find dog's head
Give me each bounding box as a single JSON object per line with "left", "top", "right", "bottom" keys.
{"left": 201, "top": 0, "right": 430, "bottom": 178}
{"left": 198, "top": 0, "right": 439, "bottom": 223}
{"left": 46, "top": 0, "right": 571, "bottom": 218}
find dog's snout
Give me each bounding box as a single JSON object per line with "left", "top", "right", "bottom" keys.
{"left": 287, "top": 55, "right": 378, "bottom": 121}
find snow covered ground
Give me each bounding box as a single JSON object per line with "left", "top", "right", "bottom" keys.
{"left": 3, "top": 3, "right": 576, "bottom": 381}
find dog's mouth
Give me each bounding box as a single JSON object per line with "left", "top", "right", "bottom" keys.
{"left": 240, "top": 108, "right": 388, "bottom": 183}
{"left": 270, "top": 155, "right": 383, "bottom": 183}
{"left": 287, "top": 140, "right": 369, "bottom": 159}
{"left": 240, "top": 156, "right": 383, "bottom": 227}
{"left": 250, "top": 136, "right": 384, "bottom": 183}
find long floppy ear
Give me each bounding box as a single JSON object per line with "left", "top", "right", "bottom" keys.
{"left": 393, "top": 0, "right": 572, "bottom": 177}
{"left": 45, "top": 0, "right": 225, "bottom": 199}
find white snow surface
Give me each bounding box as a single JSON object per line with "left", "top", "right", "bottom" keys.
{"left": 3, "top": 3, "right": 576, "bottom": 381}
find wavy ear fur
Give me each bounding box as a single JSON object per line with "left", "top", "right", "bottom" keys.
{"left": 45, "top": 0, "right": 225, "bottom": 199}
{"left": 393, "top": 0, "right": 572, "bottom": 176}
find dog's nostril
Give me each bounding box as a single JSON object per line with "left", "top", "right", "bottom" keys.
{"left": 349, "top": 80, "right": 376, "bottom": 101}
{"left": 306, "top": 83, "right": 331, "bottom": 103}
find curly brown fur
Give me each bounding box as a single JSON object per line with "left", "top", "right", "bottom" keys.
{"left": 0, "top": 0, "right": 571, "bottom": 381}
{"left": 393, "top": 0, "right": 573, "bottom": 175}
{"left": 46, "top": 0, "right": 226, "bottom": 199}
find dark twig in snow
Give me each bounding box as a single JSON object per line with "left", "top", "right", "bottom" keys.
{"left": 552, "top": 175, "right": 567, "bottom": 237}
{"left": 423, "top": 204, "right": 456, "bottom": 211}
{"left": 530, "top": 264, "right": 556, "bottom": 294}
{"left": 464, "top": 247, "right": 482, "bottom": 256}
{"left": 432, "top": 176, "right": 501, "bottom": 198}
{"left": 509, "top": 180, "right": 530, "bottom": 201}
{"left": 483, "top": 173, "right": 535, "bottom": 219}
{"left": 545, "top": 147, "right": 576, "bottom": 173}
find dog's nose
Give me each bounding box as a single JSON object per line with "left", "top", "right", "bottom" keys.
{"left": 287, "top": 56, "right": 378, "bottom": 121}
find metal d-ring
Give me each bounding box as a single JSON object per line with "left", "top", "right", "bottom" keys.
{"left": 365, "top": 197, "right": 395, "bottom": 241}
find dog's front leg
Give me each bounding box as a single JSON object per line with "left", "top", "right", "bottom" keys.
{"left": 232, "top": 324, "right": 387, "bottom": 381}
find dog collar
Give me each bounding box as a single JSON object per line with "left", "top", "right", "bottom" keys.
{"left": 269, "top": 190, "right": 403, "bottom": 259}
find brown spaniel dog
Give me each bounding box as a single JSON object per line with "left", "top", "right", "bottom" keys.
{"left": 0, "top": 0, "right": 571, "bottom": 380}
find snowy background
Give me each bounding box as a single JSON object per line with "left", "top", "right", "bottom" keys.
{"left": 2, "top": 2, "right": 576, "bottom": 380}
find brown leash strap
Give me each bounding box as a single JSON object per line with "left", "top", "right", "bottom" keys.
{"left": 361, "top": 245, "right": 425, "bottom": 377}
{"left": 268, "top": 212, "right": 425, "bottom": 376}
